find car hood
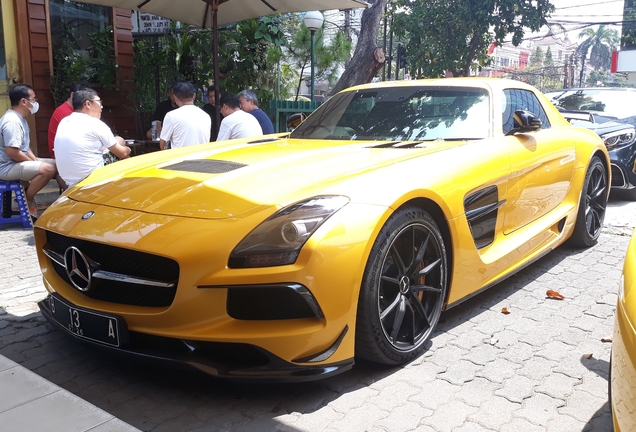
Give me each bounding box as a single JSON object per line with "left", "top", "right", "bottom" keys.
{"left": 63, "top": 137, "right": 463, "bottom": 220}
{"left": 570, "top": 118, "right": 635, "bottom": 135}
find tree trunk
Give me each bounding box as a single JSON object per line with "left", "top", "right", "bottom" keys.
{"left": 329, "top": 0, "right": 387, "bottom": 96}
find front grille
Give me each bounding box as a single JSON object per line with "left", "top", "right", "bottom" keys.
{"left": 611, "top": 164, "right": 626, "bottom": 187}
{"left": 46, "top": 231, "right": 179, "bottom": 307}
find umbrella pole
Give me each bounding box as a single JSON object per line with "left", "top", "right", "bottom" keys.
{"left": 213, "top": 0, "right": 220, "bottom": 135}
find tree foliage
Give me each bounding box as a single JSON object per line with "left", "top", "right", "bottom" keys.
{"left": 577, "top": 25, "right": 619, "bottom": 70}
{"left": 390, "top": 0, "right": 554, "bottom": 77}
{"left": 284, "top": 16, "right": 352, "bottom": 100}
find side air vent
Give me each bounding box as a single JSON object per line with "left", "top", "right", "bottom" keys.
{"left": 161, "top": 160, "right": 247, "bottom": 174}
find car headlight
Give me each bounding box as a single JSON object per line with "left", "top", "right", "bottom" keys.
{"left": 229, "top": 195, "right": 350, "bottom": 268}
{"left": 600, "top": 127, "right": 636, "bottom": 150}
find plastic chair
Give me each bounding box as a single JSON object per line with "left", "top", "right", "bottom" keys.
{"left": 0, "top": 180, "right": 33, "bottom": 229}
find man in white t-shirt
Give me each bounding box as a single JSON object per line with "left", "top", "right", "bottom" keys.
{"left": 159, "top": 81, "right": 211, "bottom": 150}
{"left": 217, "top": 92, "right": 263, "bottom": 141}
{"left": 54, "top": 88, "right": 131, "bottom": 187}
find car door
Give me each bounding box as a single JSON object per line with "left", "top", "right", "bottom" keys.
{"left": 500, "top": 88, "right": 577, "bottom": 234}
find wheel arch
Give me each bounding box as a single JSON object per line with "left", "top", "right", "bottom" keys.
{"left": 394, "top": 197, "right": 454, "bottom": 305}
{"left": 593, "top": 148, "right": 611, "bottom": 199}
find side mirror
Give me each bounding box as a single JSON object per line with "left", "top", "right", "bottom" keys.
{"left": 287, "top": 113, "right": 307, "bottom": 131}
{"left": 507, "top": 110, "right": 542, "bottom": 135}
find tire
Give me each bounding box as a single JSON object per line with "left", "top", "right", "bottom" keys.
{"left": 568, "top": 156, "right": 607, "bottom": 248}
{"left": 615, "top": 187, "right": 636, "bottom": 201}
{"left": 355, "top": 206, "right": 448, "bottom": 365}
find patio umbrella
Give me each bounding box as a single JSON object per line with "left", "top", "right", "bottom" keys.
{"left": 73, "top": 0, "right": 369, "bottom": 129}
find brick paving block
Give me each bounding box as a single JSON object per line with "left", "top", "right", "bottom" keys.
{"left": 501, "top": 417, "right": 547, "bottom": 432}
{"left": 517, "top": 356, "right": 557, "bottom": 381}
{"left": 556, "top": 327, "right": 594, "bottom": 348}
{"left": 366, "top": 381, "right": 420, "bottom": 411}
{"left": 373, "top": 401, "right": 431, "bottom": 432}
{"left": 290, "top": 406, "right": 344, "bottom": 432}
{"left": 558, "top": 390, "right": 608, "bottom": 423}
{"left": 462, "top": 343, "right": 500, "bottom": 366}
{"left": 278, "top": 386, "right": 337, "bottom": 414}
{"left": 488, "top": 329, "right": 520, "bottom": 350}
{"left": 537, "top": 372, "right": 581, "bottom": 400}
{"left": 449, "top": 329, "right": 489, "bottom": 351}
{"left": 453, "top": 421, "right": 495, "bottom": 432}
{"left": 427, "top": 344, "right": 467, "bottom": 368}
{"left": 582, "top": 409, "right": 613, "bottom": 432}
{"left": 420, "top": 400, "right": 479, "bottom": 432}
{"left": 535, "top": 341, "right": 576, "bottom": 362}
{"left": 570, "top": 313, "right": 607, "bottom": 333}
{"left": 396, "top": 360, "right": 445, "bottom": 386}
{"left": 409, "top": 379, "right": 461, "bottom": 410}
{"left": 454, "top": 377, "right": 501, "bottom": 408}
{"left": 516, "top": 392, "right": 564, "bottom": 426}
{"left": 576, "top": 371, "right": 609, "bottom": 399}
{"left": 518, "top": 326, "right": 554, "bottom": 348}
{"left": 467, "top": 396, "right": 521, "bottom": 430}
{"left": 326, "top": 385, "right": 379, "bottom": 414}
{"left": 495, "top": 374, "right": 536, "bottom": 403}
{"left": 477, "top": 358, "right": 521, "bottom": 384}
{"left": 325, "top": 403, "right": 388, "bottom": 432}
{"left": 438, "top": 359, "right": 479, "bottom": 385}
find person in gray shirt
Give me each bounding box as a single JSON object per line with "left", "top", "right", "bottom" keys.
{"left": 0, "top": 84, "right": 58, "bottom": 217}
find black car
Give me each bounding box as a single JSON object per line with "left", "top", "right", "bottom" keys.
{"left": 545, "top": 87, "right": 636, "bottom": 200}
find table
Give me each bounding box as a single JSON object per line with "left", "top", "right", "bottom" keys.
{"left": 126, "top": 140, "right": 161, "bottom": 156}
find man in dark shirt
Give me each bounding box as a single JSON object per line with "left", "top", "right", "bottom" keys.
{"left": 201, "top": 85, "right": 223, "bottom": 141}
{"left": 145, "top": 88, "right": 178, "bottom": 139}
{"left": 238, "top": 89, "right": 274, "bottom": 135}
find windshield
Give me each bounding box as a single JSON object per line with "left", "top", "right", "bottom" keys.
{"left": 547, "top": 89, "right": 636, "bottom": 120}
{"left": 290, "top": 86, "right": 490, "bottom": 141}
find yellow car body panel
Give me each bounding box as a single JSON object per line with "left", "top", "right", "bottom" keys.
{"left": 34, "top": 78, "right": 609, "bottom": 381}
{"left": 612, "top": 229, "right": 636, "bottom": 432}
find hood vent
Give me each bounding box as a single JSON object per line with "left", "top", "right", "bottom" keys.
{"left": 161, "top": 159, "right": 247, "bottom": 174}
{"left": 366, "top": 141, "right": 427, "bottom": 149}
{"left": 247, "top": 137, "right": 282, "bottom": 144}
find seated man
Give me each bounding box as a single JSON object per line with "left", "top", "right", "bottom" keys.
{"left": 159, "top": 81, "right": 211, "bottom": 150}
{"left": 0, "top": 84, "right": 58, "bottom": 217}
{"left": 145, "top": 87, "right": 178, "bottom": 140}
{"left": 201, "top": 84, "right": 224, "bottom": 141}
{"left": 238, "top": 89, "right": 274, "bottom": 134}
{"left": 217, "top": 92, "right": 263, "bottom": 141}
{"left": 54, "top": 88, "right": 131, "bottom": 188}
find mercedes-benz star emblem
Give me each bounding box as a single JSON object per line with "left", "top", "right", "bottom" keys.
{"left": 82, "top": 211, "right": 95, "bottom": 220}
{"left": 64, "top": 247, "right": 92, "bottom": 292}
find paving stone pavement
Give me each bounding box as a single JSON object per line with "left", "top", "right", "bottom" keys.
{"left": 0, "top": 196, "right": 634, "bottom": 432}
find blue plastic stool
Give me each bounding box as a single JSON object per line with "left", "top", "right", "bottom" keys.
{"left": 0, "top": 180, "right": 33, "bottom": 229}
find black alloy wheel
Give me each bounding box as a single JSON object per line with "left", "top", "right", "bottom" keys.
{"left": 356, "top": 207, "right": 448, "bottom": 365}
{"left": 569, "top": 156, "right": 607, "bottom": 247}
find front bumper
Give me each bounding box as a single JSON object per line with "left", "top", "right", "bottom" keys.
{"left": 609, "top": 145, "right": 636, "bottom": 190}
{"left": 611, "top": 298, "right": 636, "bottom": 431}
{"left": 38, "top": 294, "right": 354, "bottom": 382}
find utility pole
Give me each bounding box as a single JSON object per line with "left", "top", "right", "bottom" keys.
{"left": 579, "top": 55, "right": 586, "bottom": 87}
{"left": 382, "top": 4, "right": 387, "bottom": 81}
{"left": 387, "top": 15, "right": 393, "bottom": 80}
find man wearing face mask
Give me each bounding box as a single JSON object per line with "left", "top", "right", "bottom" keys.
{"left": 0, "top": 84, "right": 58, "bottom": 218}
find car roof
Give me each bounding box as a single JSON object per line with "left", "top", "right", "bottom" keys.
{"left": 546, "top": 87, "right": 636, "bottom": 94}
{"left": 342, "top": 77, "right": 540, "bottom": 93}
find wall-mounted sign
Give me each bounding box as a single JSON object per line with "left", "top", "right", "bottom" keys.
{"left": 132, "top": 11, "right": 171, "bottom": 33}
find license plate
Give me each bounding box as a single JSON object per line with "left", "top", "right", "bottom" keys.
{"left": 48, "top": 295, "right": 124, "bottom": 347}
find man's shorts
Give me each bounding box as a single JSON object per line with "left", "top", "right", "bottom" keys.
{"left": 0, "top": 158, "right": 55, "bottom": 182}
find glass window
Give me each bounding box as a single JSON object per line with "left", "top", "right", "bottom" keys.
{"left": 49, "top": 0, "right": 110, "bottom": 62}
{"left": 502, "top": 89, "right": 551, "bottom": 135}
{"left": 0, "top": 7, "right": 6, "bottom": 80}
{"left": 291, "top": 86, "right": 491, "bottom": 141}
{"left": 546, "top": 89, "right": 636, "bottom": 121}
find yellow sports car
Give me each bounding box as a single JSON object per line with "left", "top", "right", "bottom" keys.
{"left": 611, "top": 228, "right": 636, "bottom": 431}
{"left": 35, "top": 78, "right": 609, "bottom": 381}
